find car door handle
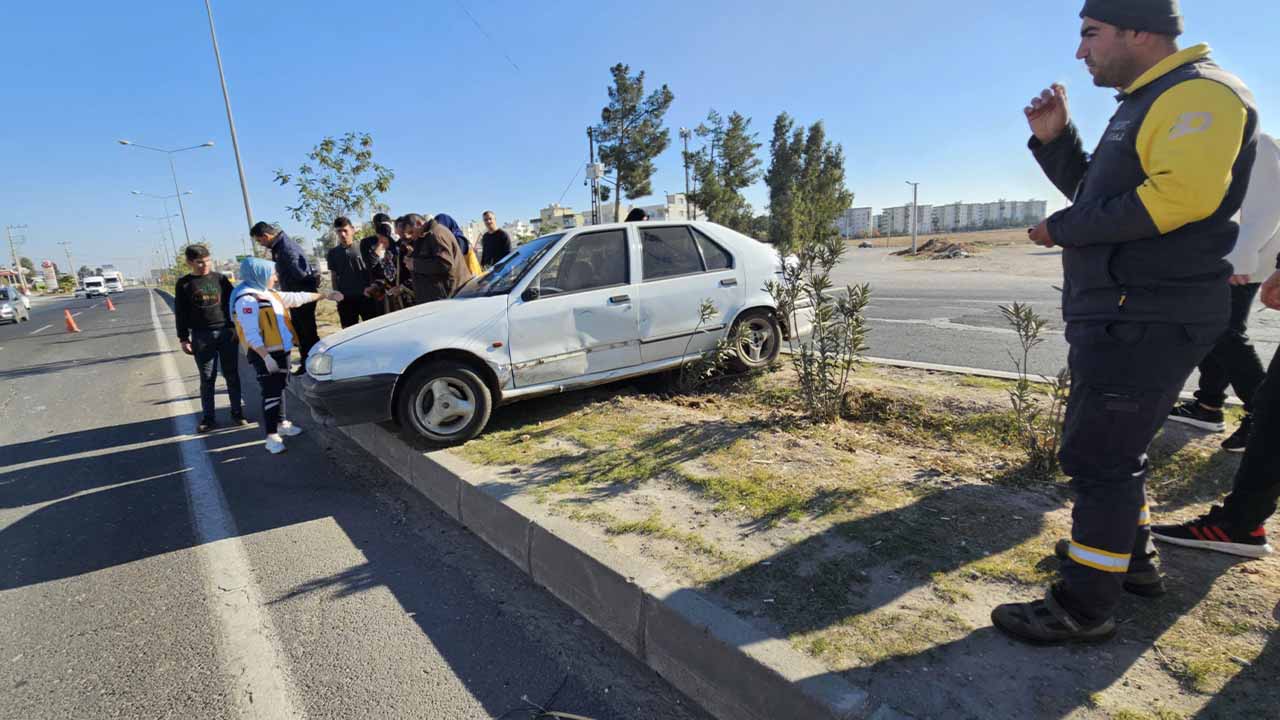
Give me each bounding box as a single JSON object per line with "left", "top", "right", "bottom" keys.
{"left": 609, "top": 294, "right": 631, "bottom": 304}
{"left": 719, "top": 278, "right": 739, "bottom": 287}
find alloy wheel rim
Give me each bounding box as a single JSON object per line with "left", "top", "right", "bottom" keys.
{"left": 419, "top": 377, "right": 477, "bottom": 436}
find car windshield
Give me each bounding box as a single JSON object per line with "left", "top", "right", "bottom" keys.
{"left": 454, "top": 234, "right": 563, "bottom": 298}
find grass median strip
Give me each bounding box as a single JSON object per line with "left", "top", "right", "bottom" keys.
{"left": 451, "top": 363, "right": 1277, "bottom": 718}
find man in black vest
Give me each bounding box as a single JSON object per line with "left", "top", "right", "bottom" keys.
{"left": 993, "top": 0, "right": 1259, "bottom": 644}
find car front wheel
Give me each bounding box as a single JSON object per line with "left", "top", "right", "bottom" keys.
{"left": 727, "top": 310, "right": 782, "bottom": 373}
{"left": 396, "top": 361, "right": 493, "bottom": 447}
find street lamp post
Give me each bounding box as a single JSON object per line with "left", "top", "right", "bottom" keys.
{"left": 138, "top": 214, "right": 182, "bottom": 258}
{"left": 118, "top": 139, "right": 213, "bottom": 249}
{"left": 204, "top": 0, "right": 255, "bottom": 233}
{"left": 905, "top": 181, "right": 920, "bottom": 255}
{"left": 132, "top": 190, "right": 191, "bottom": 258}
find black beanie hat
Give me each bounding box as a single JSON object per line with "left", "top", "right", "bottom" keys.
{"left": 1081, "top": 0, "right": 1183, "bottom": 36}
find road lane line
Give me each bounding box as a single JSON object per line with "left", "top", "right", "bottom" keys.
{"left": 148, "top": 291, "right": 305, "bottom": 719}
{"left": 70, "top": 312, "right": 82, "bottom": 318}
{"left": 29, "top": 324, "right": 52, "bottom": 335}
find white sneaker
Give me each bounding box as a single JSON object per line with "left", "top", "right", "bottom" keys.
{"left": 265, "top": 434, "right": 286, "bottom": 454}
{"left": 277, "top": 421, "right": 303, "bottom": 438}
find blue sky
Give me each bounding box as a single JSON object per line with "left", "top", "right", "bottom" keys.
{"left": 2, "top": 1, "right": 1277, "bottom": 278}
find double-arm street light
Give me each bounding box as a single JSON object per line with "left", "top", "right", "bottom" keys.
{"left": 118, "top": 139, "right": 213, "bottom": 249}
{"left": 132, "top": 190, "right": 191, "bottom": 257}
{"left": 138, "top": 213, "right": 182, "bottom": 258}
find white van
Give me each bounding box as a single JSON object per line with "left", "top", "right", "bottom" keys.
{"left": 103, "top": 271, "right": 125, "bottom": 293}
{"left": 83, "top": 276, "right": 107, "bottom": 298}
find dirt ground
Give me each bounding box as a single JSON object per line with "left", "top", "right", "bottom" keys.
{"left": 456, "top": 366, "right": 1277, "bottom": 720}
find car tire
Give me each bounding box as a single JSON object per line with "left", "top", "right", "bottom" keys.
{"left": 726, "top": 309, "right": 782, "bottom": 373}
{"left": 396, "top": 360, "right": 493, "bottom": 447}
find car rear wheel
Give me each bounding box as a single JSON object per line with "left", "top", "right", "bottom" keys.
{"left": 396, "top": 361, "right": 493, "bottom": 447}
{"left": 727, "top": 310, "right": 782, "bottom": 373}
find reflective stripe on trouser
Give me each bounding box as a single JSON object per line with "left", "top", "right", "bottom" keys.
{"left": 1057, "top": 322, "right": 1218, "bottom": 624}
{"left": 248, "top": 350, "right": 289, "bottom": 436}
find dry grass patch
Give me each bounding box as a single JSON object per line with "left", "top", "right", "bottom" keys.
{"left": 450, "top": 363, "right": 1277, "bottom": 719}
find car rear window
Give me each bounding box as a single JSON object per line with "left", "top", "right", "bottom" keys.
{"left": 642, "top": 226, "right": 703, "bottom": 280}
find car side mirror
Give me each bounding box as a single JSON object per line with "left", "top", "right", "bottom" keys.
{"left": 521, "top": 287, "right": 540, "bottom": 302}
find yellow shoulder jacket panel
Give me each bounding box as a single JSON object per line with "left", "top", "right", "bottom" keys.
{"left": 1135, "top": 78, "right": 1249, "bottom": 235}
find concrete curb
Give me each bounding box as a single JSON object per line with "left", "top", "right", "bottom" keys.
{"left": 290, "top": 385, "right": 871, "bottom": 720}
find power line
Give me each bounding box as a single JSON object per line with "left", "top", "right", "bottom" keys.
{"left": 556, "top": 162, "right": 584, "bottom": 206}
{"left": 453, "top": 0, "right": 520, "bottom": 72}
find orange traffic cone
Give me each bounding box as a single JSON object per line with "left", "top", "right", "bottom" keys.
{"left": 64, "top": 309, "right": 81, "bottom": 333}
{"left": 105, "top": 297, "right": 116, "bottom": 311}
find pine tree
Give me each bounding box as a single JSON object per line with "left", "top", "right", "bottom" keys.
{"left": 765, "top": 115, "right": 852, "bottom": 252}
{"left": 594, "top": 64, "right": 675, "bottom": 222}
{"left": 688, "top": 110, "right": 762, "bottom": 233}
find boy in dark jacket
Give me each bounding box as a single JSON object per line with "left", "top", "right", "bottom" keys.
{"left": 175, "top": 244, "right": 245, "bottom": 432}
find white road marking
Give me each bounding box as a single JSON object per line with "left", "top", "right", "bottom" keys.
{"left": 70, "top": 312, "right": 83, "bottom": 318}
{"left": 147, "top": 291, "right": 305, "bottom": 719}
{"left": 30, "top": 324, "right": 52, "bottom": 335}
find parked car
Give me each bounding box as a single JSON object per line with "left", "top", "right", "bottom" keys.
{"left": 297, "top": 221, "right": 808, "bottom": 446}
{"left": 0, "top": 286, "right": 30, "bottom": 324}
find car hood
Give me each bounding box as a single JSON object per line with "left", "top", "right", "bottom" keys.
{"left": 317, "top": 295, "right": 508, "bottom": 351}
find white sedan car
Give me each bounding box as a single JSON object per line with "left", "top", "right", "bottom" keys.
{"left": 297, "top": 221, "right": 805, "bottom": 446}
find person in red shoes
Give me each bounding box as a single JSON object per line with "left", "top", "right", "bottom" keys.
{"left": 1150, "top": 262, "right": 1280, "bottom": 558}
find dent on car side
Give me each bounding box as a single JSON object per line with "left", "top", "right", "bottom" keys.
{"left": 318, "top": 295, "right": 512, "bottom": 387}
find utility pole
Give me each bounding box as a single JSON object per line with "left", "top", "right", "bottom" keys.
{"left": 906, "top": 181, "right": 920, "bottom": 255}
{"left": 57, "top": 240, "right": 74, "bottom": 282}
{"left": 679, "top": 127, "right": 693, "bottom": 221}
{"left": 6, "top": 224, "right": 29, "bottom": 293}
{"left": 587, "top": 127, "right": 599, "bottom": 225}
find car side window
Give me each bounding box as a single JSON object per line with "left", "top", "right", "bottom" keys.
{"left": 533, "top": 229, "right": 628, "bottom": 297}
{"left": 642, "top": 226, "right": 704, "bottom": 281}
{"left": 691, "top": 228, "right": 734, "bottom": 271}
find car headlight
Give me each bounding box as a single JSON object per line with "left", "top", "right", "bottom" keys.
{"left": 307, "top": 353, "right": 333, "bottom": 376}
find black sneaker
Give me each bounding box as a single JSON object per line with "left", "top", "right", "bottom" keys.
{"left": 1167, "top": 401, "right": 1225, "bottom": 432}
{"left": 1151, "top": 510, "right": 1273, "bottom": 558}
{"left": 197, "top": 419, "right": 216, "bottom": 434}
{"left": 1221, "top": 415, "right": 1253, "bottom": 453}
{"left": 230, "top": 414, "right": 251, "bottom": 427}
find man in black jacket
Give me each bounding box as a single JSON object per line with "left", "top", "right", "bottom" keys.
{"left": 251, "top": 221, "right": 320, "bottom": 374}
{"left": 992, "top": 0, "right": 1259, "bottom": 645}
{"left": 480, "top": 210, "right": 513, "bottom": 268}
{"left": 175, "top": 244, "right": 245, "bottom": 432}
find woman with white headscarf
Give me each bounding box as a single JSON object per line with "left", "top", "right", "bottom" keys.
{"left": 232, "top": 257, "right": 342, "bottom": 454}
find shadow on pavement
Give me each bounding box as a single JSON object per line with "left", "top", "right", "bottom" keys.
{"left": 0, "top": 345, "right": 705, "bottom": 720}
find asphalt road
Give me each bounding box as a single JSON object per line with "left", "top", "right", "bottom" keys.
{"left": 0, "top": 289, "right": 709, "bottom": 720}
{"left": 830, "top": 247, "right": 1280, "bottom": 392}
